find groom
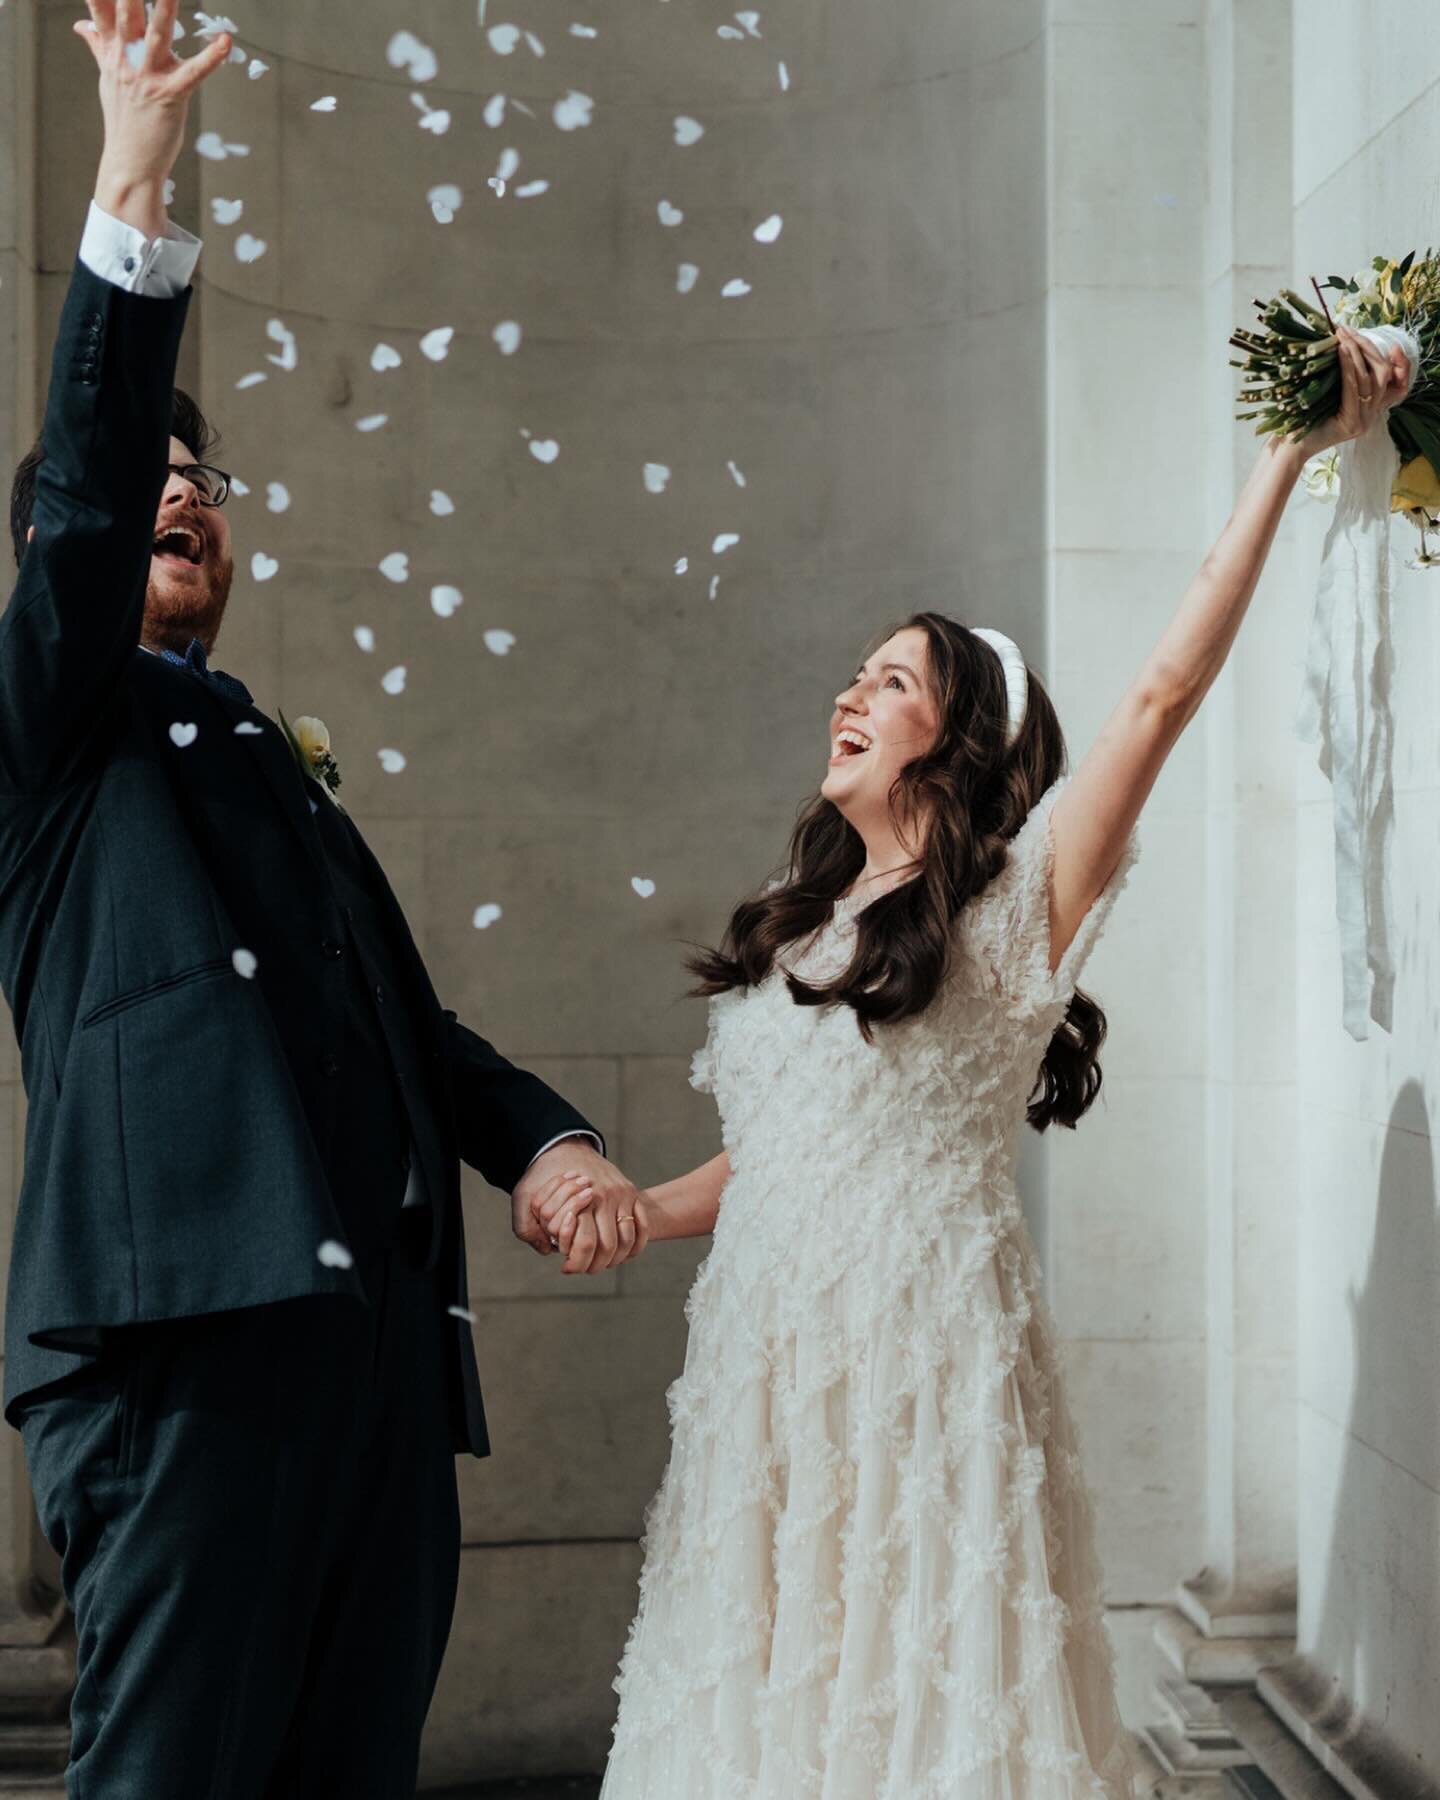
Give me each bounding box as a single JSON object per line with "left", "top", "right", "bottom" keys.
{"left": 0, "top": 5, "right": 643, "bottom": 1793}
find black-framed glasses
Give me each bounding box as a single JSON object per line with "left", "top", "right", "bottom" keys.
{"left": 167, "top": 463, "right": 232, "bottom": 507}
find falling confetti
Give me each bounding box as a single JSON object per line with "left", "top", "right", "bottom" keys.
{"left": 229, "top": 477, "right": 251, "bottom": 497}
{"left": 371, "top": 343, "right": 402, "bottom": 372}
{"left": 472, "top": 904, "right": 503, "bottom": 929}
{"left": 232, "top": 948, "right": 258, "bottom": 979}
{"left": 265, "top": 319, "right": 297, "bottom": 371}
{"left": 569, "top": 22, "right": 597, "bottom": 37}
{"left": 524, "top": 30, "right": 545, "bottom": 55}
{"left": 317, "top": 1239, "right": 354, "bottom": 1270}
{"left": 492, "top": 320, "right": 522, "bottom": 356}
{"left": 727, "top": 461, "right": 747, "bottom": 487}
{"left": 528, "top": 439, "right": 560, "bottom": 464}
{"left": 430, "top": 490, "right": 456, "bottom": 516}
{"left": 196, "top": 132, "right": 250, "bottom": 161}
{"left": 378, "top": 748, "right": 408, "bottom": 774}
{"left": 713, "top": 533, "right": 740, "bottom": 554}
{"left": 247, "top": 57, "right": 269, "bottom": 80}
{"left": 411, "top": 93, "right": 451, "bottom": 134}
{"left": 553, "top": 90, "right": 595, "bottom": 131}
{"left": 381, "top": 666, "right": 408, "bottom": 695}
{"left": 354, "top": 626, "right": 377, "bottom": 653}
{"left": 234, "top": 720, "right": 265, "bottom": 735}
{"left": 211, "top": 197, "right": 243, "bottom": 225}
{"left": 484, "top": 629, "right": 516, "bottom": 656}
{"left": 251, "top": 552, "right": 280, "bottom": 581}
{"left": 753, "top": 213, "right": 783, "bottom": 243}
{"left": 709, "top": 575, "right": 722, "bottom": 600}
{"left": 675, "top": 557, "right": 689, "bottom": 575}
{"left": 355, "top": 414, "right": 389, "bottom": 432}
{"left": 431, "top": 586, "right": 464, "bottom": 617}
{"left": 168, "top": 722, "right": 199, "bottom": 748}
{"left": 386, "top": 29, "right": 438, "bottom": 82}
{"left": 235, "top": 233, "right": 268, "bottom": 264}
{"left": 631, "top": 877, "right": 657, "bottom": 899}
{"left": 778, "top": 60, "right": 790, "bottom": 91}
{"left": 194, "top": 12, "right": 237, "bottom": 40}
{"left": 266, "top": 482, "right": 291, "bottom": 513}
{"left": 429, "top": 184, "right": 464, "bottom": 223}
{"left": 658, "top": 201, "right": 684, "bottom": 227}
{"left": 736, "top": 10, "right": 763, "bottom": 35}
{"left": 420, "top": 326, "right": 455, "bottom": 362}
{"left": 448, "top": 1305, "right": 480, "bottom": 1324}
{"left": 379, "top": 553, "right": 411, "bottom": 583}
{"left": 514, "top": 180, "right": 550, "bottom": 200}
{"left": 676, "top": 263, "right": 700, "bottom": 294}
{"left": 484, "top": 94, "right": 507, "bottom": 128}
{"left": 311, "top": 96, "right": 338, "bottom": 112}
{"left": 673, "top": 116, "right": 705, "bottom": 147}
{"left": 235, "top": 372, "right": 267, "bottom": 391}
{"left": 643, "top": 463, "right": 672, "bottom": 495}
{"left": 487, "top": 23, "right": 521, "bottom": 54}
{"left": 721, "top": 278, "right": 752, "bottom": 298}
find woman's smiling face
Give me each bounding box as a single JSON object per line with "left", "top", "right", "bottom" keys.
{"left": 821, "top": 627, "right": 941, "bottom": 821}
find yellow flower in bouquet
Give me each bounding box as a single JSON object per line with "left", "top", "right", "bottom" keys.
{"left": 1390, "top": 454, "right": 1440, "bottom": 519}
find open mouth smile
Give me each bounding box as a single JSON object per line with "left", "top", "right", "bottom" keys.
{"left": 829, "top": 727, "right": 874, "bottom": 765}
{"left": 152, "top": 525, "right": 205, "bottom": 568}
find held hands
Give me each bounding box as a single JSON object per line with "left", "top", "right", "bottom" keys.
{"left": 77, "top": 0, "right": 233, "bottom": 238}
{"left": 1297, "top": 325, "right": 1412, "bottom": 458}
{"left": 510, "top": 1142, "right": 652, "bottom": 1276}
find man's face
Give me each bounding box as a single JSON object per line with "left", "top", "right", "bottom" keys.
{"left": 142, "top": 435, "right": 236, "bottom": 654}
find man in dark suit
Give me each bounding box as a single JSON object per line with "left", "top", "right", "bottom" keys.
{"left": 0, "top": 5, "right": 648, "bottom": 1792}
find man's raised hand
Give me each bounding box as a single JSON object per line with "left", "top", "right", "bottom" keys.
{"left": 76, "top": 0, "right": 233, "bottom": 238}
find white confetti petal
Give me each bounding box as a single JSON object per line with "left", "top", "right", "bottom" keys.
{"left": 484, "top": 93, "right": 508, "bottom": 127}
{"left": 247, "top": 57, "right": 269, "bottom": 79}
{"left": 753, "top": 212, "right": 783, "bottom": 244}
{"left": 736, "top": 10, "right": 763, "bottom": 35}
{"left": 355, "top": 414, "right": 389, "bottom": 433}
{"left": 778, "top": 60, "right": 790, "bottom": 91}
{"left": 419, "top": 108, "right": 451, "bottom": 135}
{"left": 430, "top": 585, "right": 464, "bottom": 618}
{"left": 488, "top": 23, "right": 521, "bottom": 54}
{"left": 235, "top": 233, "right": 268, "bottom": 264}
{"left": 311, "top": 95, "right": 338, "bottom": 112}
{"left": 471, "top": 904, "right": 503, "bottom": 930}
{"left": 709, "top": 575, "right": 721, "bottom": 600}
{"left": 265, "top": 318, "right": 297, "bottom": 371}
{"left": 371, "top": 343, "right": 402, "bottom": 372}
{"left": 713, "top": 533, "right": 740, "bottom": 554}
{"left": 195, "top": 130, "right": 231, "bottom": 161}
{"left": 377, "top": 748, "right": 408, "bottom": 774}
{"left": 717, "top": 24, "right": 745, "bottom": 39}
{"left": 553, "top": 89, "right": 594, "bottom": 131}
{"left": 265, "top": 481, "right": 291, "bottom": 514}
{"left": 386, "top": 29, "right": 438, "bottom": 83}
{"left": 721, "top": 278, "right": 752, "bottom": 298}
{"left": 235, "top": 372, "right": 267, "bottom": 390}
{"left": 727, "top": 460, "right": 748, "bottom": 487}
{"left": 430, "top": 490, "right": 456, "bottom": 516}
{"left": 658, "top": 200, "right": 684, "bottom": 227}
{"left": 381, "top": 665, "right": 408, "bottom": 696}
{"left": 251, "top": 551, "right": 279, "bottom": 581}
{"left": 194, "top": 12, "right": 237, "bottom": 40}
{"left": 447, "top": 1304, "right": 479, "bottom": 1323}
{"left": 674, "top": 556, "right": 689, "bottom": 575}
{"left": 673, "top": 115, "right": 705, "bottom": 147}
{"left": 631, "top": 877, "right": 656, "bottom": 899}
{"left": 528, "top": 439, "right": 560, "bottom": 464}
{"left": 232, "top": 947, "right": 258, "bottom": 979}
{"left": 163, "top": 177, "right": 176, "bottom": 206}
{"left": 569, "top": 22, "right": 597, "bottom": 37}
{"left": 379, "top": 552, "right": 411, "bottom": 583}
{"left": 230, "top": 477, "right": 251, "bottom": 497}
{"left": 514, "top": 180, "right": 550, "bottom": 199}
{"left": 492, "top": 320, "right": 522, "bottom": 356}
{"left": 420, "top": 326, "right": 455, "bottom": 362}
{"left": 496, "top": 147, "right": 521, "bottom": 182}
{"left": 484, "top": 629, "right": 516, "bottom": 656}
{"left": 643, "top": 463, "right": 671, "bottom": 495}
{"left": 234, "top": 720, "right": 264, "bottom": 735}
{"left": 523, "top": 30, "right": 545, "bottom": 56}
{"left": 211, "top": 196, "right": 244, "bottom": 225}
{"left": 428, "top": 183, "right": 463, "bottom": 223}
{"left": 317, "top": 1239, "right": 354, "bottom": 1270}
{"left": 168, "top": 721, "right": 199, "bottom": 748}
{"left": 676, "top": 262, "right": 700, "bottom": 294}
{"left": 354, "top": 626, "right": 376, "bottom": 653}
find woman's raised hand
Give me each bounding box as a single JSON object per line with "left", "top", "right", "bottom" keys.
{"left": 1299, "top": 324, "right": 1412, "bottom": 457}
{"left": 76, "top": 0, "right": 233, "bottom": 237}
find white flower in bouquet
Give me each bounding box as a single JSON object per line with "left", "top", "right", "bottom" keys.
{"left": 1302, "top": 448, "right": 1342, "bottom": 502}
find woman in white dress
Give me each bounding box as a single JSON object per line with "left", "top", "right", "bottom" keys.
{"left": 532, "top": 325, "right": 1409, "bottom": 1799}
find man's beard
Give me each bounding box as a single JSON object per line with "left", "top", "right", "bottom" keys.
{"left": 142, "top": 549, "right": 236, "bottom": 655}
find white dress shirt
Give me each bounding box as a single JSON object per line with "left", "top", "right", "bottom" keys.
{"left": 84, "top": 202, "right": 602, "bottom": 1198}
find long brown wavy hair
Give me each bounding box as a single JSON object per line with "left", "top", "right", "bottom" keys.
{"left": 686, "top": 612, "right": 1110, "bottom": 1132}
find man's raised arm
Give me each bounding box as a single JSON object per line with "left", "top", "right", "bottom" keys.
{"left": 0, "top": 0, "right": 230, "bottom": 794}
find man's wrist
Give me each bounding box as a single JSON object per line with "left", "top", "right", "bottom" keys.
{"left": 94, "top": 165, "right": 170, "bottom": 240}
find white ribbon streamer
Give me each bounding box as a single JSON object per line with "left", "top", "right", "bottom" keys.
{"left": 1297, "top": 322, "right": 1421, "bottom": 1041}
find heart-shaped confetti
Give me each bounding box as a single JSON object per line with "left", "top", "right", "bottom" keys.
{"left": 528, "top": 439, "right": 560, "bottom": 464}
{"left": 381, "top": 665, "right": 407, "bottom": 696}
{"left": 721, "top": 278, "right": 752, "bottom": 298}
{"left": 484, "top": 629, "right": 516, "bottom": 656}
{"left": 371, "top": 343, "right": 402, "bottom": 372}
{"left": 430, "top": 585, "right": 464, "bottom": 618}
{"left": 211, "top": 197, "right": 244, "bottom": 225}
{"left": 553, "top": 90, "right": 594, "bottom": 131}
{"left": 266, "top": 482, "right": 291, "bottom": 514}
{"left": 676, "top": 262, "right": 700, "bottom": 294}
{"left": 355, "top": 414, "right": 389, "bottom": 433}
{"left": 235, "top": 233, "right": 268, "bottom": 264}
{"left": 311, "top": 95, "right": 338, "bottom": 112}
{"left": 754, "top": 213, "right": 783, "bottom": 243}
{"left": 354, "top": 626, "right": 376, "bottom": 653}
{"left": 658, "top": 200, "right": 684, "bottom": 228}
{"left": 234, "top": 720, "right": 265, "bottom": 735}
{"left": 379, "top": 552, "right": 410, "bottom": 583}
{"left": 169, "top": 722, "right": 199, "bottom": 748}
{"left": 232, "top": 948, "right": 258, "bottom": 979}
{"left": 712, "top": 533, "right": 740, "bottom": 554}
{"left": 673, "top": 116, "right": 705, "bottom": 147}
{"left": 247, "top": 58, "right": 269, "bottom": 80}
{"left": 736, "top": 10, "right": 763, "bottom": 35}
{"left": 420, "top": 326, "right": 455, "bottom": 362}
{"left": 488, "top": 23, "right": 521, "bottom": 54}
{"left": 196, "top": 131, "right": 249, "bottom": 160}
{"left": 631, "top": 877, "right": 657, "bottom": 899}
{"left": 386, "top": 29, "right": 438, "bottom": 82}
{"left": 229, "top": 478, "right": 251, "bottom": 497}
{"left": 378, "top": 748, "right": 408, "bottom": 774}
{"left": 492, "top": 320, "right": 522, "bottom": 356}
{"left": 472, "top": 904, "right": 503, "bottom": 929}
{"left": 429, "top": 184, "right": 463, "bottom": 223}
{"left": 251, "top": 551, "right": 279, "bottom": 581}
{"left": 484, "top": 94, "right": 507, "bottom": 127}
{"left": 317, "top": 1239, "right": 354, "bottom": 1269}
{"left": 430, "top": 490, "right": 456, "bottom": 516}
{"left": 644, "top": 463, "right": 671, "bottom": 494}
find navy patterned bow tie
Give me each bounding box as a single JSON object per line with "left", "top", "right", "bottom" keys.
{"left": 158, "top": 637, "right": 253, "bottom": 707}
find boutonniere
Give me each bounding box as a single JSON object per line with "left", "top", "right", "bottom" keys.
{"left": 279, "top": 710, "right": 343, "bottom": 803}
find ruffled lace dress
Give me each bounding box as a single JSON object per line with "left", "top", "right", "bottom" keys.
{"left": 601, "top": 776, "right": 1142, "bottom": 1800}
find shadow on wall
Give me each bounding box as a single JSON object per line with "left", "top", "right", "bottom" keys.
{"left": 1308, "top": 1078, "right": 1438, "bottom": 1757}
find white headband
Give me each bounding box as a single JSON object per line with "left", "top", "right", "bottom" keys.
{"left": 969, "top": 628, "right": 1030, "bottom": 747}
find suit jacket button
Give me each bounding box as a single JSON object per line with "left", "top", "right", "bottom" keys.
{"left": 318, "top": 1051, "right": 340, "bottom": 1079}
{"left": 321, "top": 938, "right": 343, "bottom": 959}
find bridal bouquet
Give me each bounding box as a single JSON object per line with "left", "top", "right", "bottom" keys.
{"left": 1232, "top": 252, "right": 1440, "bottom": 563}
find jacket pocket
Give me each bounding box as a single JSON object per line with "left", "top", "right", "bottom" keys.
{"left": 80, "top": 957, "right": 234, "bottom": 1030}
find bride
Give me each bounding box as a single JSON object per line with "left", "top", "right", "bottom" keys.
{"left": 533, "top": 324, "right": 1408, "bottom": 1798}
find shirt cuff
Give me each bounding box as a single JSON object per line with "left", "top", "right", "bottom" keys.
{"left": 524, "top": 1131, "right": 604, "bottom": 1175}
{"left": 79, "top": 199, "right": 202, "bottom": 299}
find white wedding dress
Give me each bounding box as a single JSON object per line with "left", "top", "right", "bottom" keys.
{"left": 601, "top": 777, "right": 1142, "bottom": 1800}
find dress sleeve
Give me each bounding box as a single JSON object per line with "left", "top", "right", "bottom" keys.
{"left": 969, "top": 775, "right": 1141, "bottom": 1013}
{"left": 689, "top": 1001, "right": 721, "bottom": 1095}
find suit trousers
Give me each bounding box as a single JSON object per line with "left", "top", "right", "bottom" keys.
{"left": 15, "top": 1204, "right": 462, "bottom": 1799}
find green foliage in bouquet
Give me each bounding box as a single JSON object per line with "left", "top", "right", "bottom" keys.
{"left": 1231, "top": 253, "right": 1440, "bottom": 481}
